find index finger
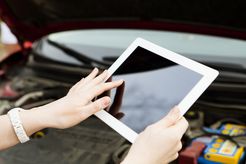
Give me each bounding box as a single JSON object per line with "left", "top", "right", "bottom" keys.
{"left": 169, "top": 117, "right": 189, "bottom": 139}
{"left": 85, "top": 80, "right": 124, "bottom": 102}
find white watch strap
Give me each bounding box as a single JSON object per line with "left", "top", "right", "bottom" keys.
{"left": 7, "top": 108, "right": 30, "bottom": 143}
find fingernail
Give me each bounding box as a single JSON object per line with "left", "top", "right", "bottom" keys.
{"left": 93, "top": 67, "right": 98, "bottom": 72}
{"left": 102, "top": 98, "right": 111, "bottom": 108}
{"left": 169, "top": 106, "right": 180, "bottom": 118}
{"left": 173, "top": 106, "right": 180, "bottom": 115}
{"left": 102, "top": 70, "right": 108, "bottom": 76}
{"left": 118, "top": 79, "right": 124, "bottom": 83}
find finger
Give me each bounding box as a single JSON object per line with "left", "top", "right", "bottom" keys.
{"left": 86, "top": 80, "right": 124, "bottom": 101}
{"left": 73, "top": 68, "right": 99, "bottom": 91}
{"left": 89, "top": 70, "right": 109, "bottom": 87}
{"left": 168, "top": 153, "right": 179, "bottom": 163}
{"left": 82, "top": 96, "right": 111, "bottom": 118}
{"left": 100, "top": 77, "right": 113, "bottom": 98}
{"left": 170, "top": 117, "right": 189, "bottom": 139}
{"left": 155, "top": 106, "right": 180, "bottom": 128}
{"left": 82, "top": 68, "right": 99, "bottom": 84}
{"left": 96, "top": 87, "right": 110, "bottom": 99}
{"left": 109, "top": 82, "right": 125, "bottom": 115}
{"left": 176, "top": 141, "right": 183, "bottom": 152}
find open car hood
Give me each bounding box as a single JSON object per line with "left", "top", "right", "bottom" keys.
{"left": 1, "top": 0, "right": 246, "bottom": 42}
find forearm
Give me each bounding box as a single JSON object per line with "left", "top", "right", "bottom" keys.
{"left": 0, "top": 107, "right": 49, "bottom": 150}
{"left": 0, "top": 69, "right": 123, "bottom": 151}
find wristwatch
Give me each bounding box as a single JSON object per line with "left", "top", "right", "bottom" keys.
{"left": 7, "top": 108, "right": 30, "bottom": 143}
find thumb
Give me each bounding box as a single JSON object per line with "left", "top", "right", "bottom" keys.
{"left": 155, "top": 106, "right": 180, "bottom": 128}
{"left": 169, "top": 117, "right": 189, "bottom": 139}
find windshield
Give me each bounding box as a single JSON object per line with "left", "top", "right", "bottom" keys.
{"left": 33, "top": 29, "right": 246, "bottom": 68}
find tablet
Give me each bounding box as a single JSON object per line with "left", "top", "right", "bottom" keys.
{"left": 95, "top": 38, "right": 219, "bottom": 143}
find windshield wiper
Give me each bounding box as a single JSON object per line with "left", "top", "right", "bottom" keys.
{"left": 202, "top": 61, "right": 246, "bottom": 73}
{"left": 47, "top": 39, "right": 113, "bottom": 68}
{"left": 201, "top": 61, "right": 246, "bottom": 84}
{"left": 103, "top": 56, "right": 118, "bottom": 62}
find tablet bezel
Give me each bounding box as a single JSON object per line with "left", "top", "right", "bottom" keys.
{"left": 94, "top": 37, "right": 219, "bottom": 143}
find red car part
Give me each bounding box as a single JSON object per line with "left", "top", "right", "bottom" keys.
{"left": 179, "top": 141, "right": 206, "bottom": 164}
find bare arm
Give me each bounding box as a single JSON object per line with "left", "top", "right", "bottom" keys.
{"left": 0, "top": 108, "right": 47, "bottom": 150}
{"left": 0, "top": 68, "right": 123, "bottom": 150}
{"left": 0, "top": 68, "right": 188, "bottom": 164}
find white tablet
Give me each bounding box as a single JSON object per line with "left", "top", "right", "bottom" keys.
{"left": 95, "top": 38, "right": 219, "bottom": 143}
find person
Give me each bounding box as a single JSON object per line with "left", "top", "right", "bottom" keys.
{"left": 0, "top": 68, "right": 188, "bottom": 164}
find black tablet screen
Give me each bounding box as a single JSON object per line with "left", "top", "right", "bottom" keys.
{"left": 107, "top": 46, "right": 203, "bottom": 133}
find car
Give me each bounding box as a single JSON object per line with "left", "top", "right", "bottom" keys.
{"left": 1, "top": 0, "right": 246, "bottom": 164}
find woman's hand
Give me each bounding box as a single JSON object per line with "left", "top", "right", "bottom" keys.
{"left": 0, "top": 68, "right": 124, "bottom": 150}
{"left": 31, "top": 68, "right": 123, "bottom": 130}
{"left": 122, "top": 107, "right": 188, "bottom": 164}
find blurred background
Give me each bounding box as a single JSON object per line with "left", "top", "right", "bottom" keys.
{"left": 1, "top": 1, "right": 246, "bottom": 164}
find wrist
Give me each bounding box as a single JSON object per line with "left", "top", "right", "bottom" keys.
{"left": 31, "top": 97, "right": 67, "bottom": 129}
{"left": 31, "top": 105, "right": 56, "bottom": 129}
{"left": 19, "top": 107, "right": 51, "bottom": 136}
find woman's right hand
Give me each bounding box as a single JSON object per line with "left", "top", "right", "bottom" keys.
{"left": 0, "top": 68, "right": 124, "bottom": 150}
{"left": 122, "top": 107, "right": 188, "bottom": 164}
{"left": 30, "top": 68, "right": 123, "bottom": 130}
